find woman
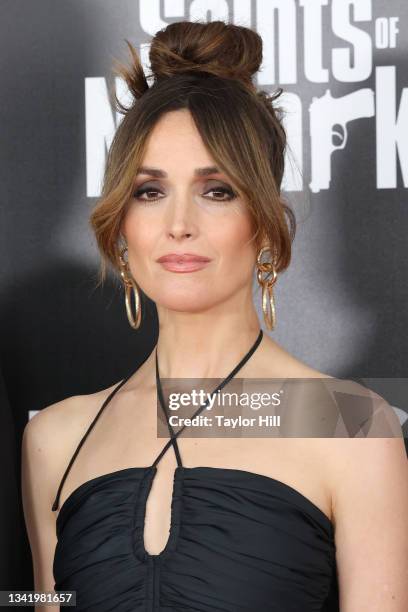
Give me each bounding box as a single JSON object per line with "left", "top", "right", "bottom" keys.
{"left": 22, "top": 20, "right": 408, "bottom": 611}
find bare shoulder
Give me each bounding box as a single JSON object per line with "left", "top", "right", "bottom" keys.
{"left": 314, "top": 384, "right": 406, "bottom": 526}
{"left": 21, "top": 381, "right": 125, "bottom": 592}
{"left": 323, "top": 404, "right": 408, "bottom": 607}
{"left": 22, "top": 379, "right": 124, "bottom": 504}
{"left": 255, "top": 334, "right": 334, "bottom": 379}
{"left": 23, "top": 394, "right": 89, "bottom": 508}
{"left": 324, "top": 385, "right": 406, "bottom": 482}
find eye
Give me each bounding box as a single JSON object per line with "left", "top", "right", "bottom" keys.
{"left": 202, "top": 185, "right": 237, "bottom": 203}
{"left": 133, "top": 185, "right": 164, "bottom": 203}
{"left": 132, "top": 182, "right": 237, "bottom": 204}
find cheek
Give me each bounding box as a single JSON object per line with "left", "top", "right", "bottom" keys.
{"left": 121, "top": 210, "right": 157, "bottom": 264}
{"left": 212, "top": 214, "right": 257, "bottom": 273}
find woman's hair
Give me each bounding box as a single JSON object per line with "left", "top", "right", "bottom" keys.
{"left": 89, "top": 19, "right": 296, "bottom": 287}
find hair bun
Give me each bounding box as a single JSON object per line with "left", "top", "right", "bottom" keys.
{"left": 148, "top": 20, "right": 263, "bottom": 90}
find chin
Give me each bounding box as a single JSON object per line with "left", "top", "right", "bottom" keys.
{"left": 157, "top": 296, "right": 211, "bottom": 313}
{"left": 153, "top": 285, "right": 219, "bottom": 312}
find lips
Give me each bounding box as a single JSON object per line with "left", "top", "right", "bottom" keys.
{"left": 157, "top": 253, "right": 211, "bottom": 263}
{"left": 156, "top": 253, "right": 212, "bottom": 273}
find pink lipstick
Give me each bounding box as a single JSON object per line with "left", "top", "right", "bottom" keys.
{"left": 156, "top": 253, "right": 211, "bottom": 273}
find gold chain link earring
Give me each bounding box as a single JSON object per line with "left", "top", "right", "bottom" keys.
{"left": 256, "top": 245, "right": 278, "bottom": 330}
{"left": 119, "top": 245, "right": 142, "bottom": 329}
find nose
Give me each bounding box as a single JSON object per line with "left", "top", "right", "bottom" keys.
{"left": 165, "top": 194, "right": 197, "bottom": 241}
{"left": 168, "top": 228, "right": 193, "bottom": 240}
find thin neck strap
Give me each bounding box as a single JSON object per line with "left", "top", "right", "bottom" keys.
{"left": 51, "top": 329, "right": 263, "bottom": 511}
{"left": 51, "top": 369, "right": 135, "bottom": 512}
{"left": 151, "top": 328, "right": 263, "bottom": 469}
{"left": 155, "top": 349, "right": 183, "bottom": 467}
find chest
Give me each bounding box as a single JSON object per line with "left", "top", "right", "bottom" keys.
{"left": 54, "top": 462, "right": 337, "bottom": 611}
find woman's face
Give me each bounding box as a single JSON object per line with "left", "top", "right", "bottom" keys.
{"left": 121, "top": 109, "right": 257, "bottom": 315}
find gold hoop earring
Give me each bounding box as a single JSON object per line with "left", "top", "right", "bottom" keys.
{"left": 119, "top": 246, "right": 142, "bottom": 330}
{"left": 256, "top": 246, "right": 278, "bottom": 331}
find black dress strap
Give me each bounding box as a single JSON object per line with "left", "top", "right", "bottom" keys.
{"left": 151, "top": 329, "right": 263, "bottom": 468}
{"left": 51, "top": 329, "right": 263, "bottom": 511}
{"left": 155, "top": 348, "right": 183, "bottom": 467}
{"left": 51, "top": 366, "right": 136, "bottom": 512}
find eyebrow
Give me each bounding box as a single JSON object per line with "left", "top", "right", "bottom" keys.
{"left": 136, "top": 166, "right": 222, "bottom": 178}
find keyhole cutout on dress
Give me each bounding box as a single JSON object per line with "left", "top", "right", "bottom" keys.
{"left": 143, "top": 328, "right": 264, "bottom": 557}
{"left": 142, "top": 453, "right": 179, "bottom": 557}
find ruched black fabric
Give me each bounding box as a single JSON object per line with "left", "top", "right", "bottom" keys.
{"left": 52, "top": 330, "right": 339, "bottom": 611}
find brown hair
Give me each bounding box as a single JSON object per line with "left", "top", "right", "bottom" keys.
{"left": 89, "top": 19, "right": 296, "bottom": 288}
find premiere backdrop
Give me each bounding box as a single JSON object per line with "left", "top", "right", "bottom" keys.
{"left": 0, "top": 0, "right": 407, "bottom": 600}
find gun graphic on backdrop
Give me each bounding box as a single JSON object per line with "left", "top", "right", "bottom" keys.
{"left": 309, "top": 88, "right": 375, "bottom": 193}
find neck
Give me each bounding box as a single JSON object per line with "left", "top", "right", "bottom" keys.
{"left": 155, "top": 307, "right": 262, "bottom": 380}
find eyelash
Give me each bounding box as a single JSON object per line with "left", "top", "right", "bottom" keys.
{"left": 133, "top": 186, "right": 237, "bottom": 204}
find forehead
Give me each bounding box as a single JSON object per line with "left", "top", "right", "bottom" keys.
{"left": 141, "top": 109, "right": 215, "bottom": 169}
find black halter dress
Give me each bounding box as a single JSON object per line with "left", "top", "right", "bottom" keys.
{"left": 52, "top": 329, "right": 339, "bottom": 611}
